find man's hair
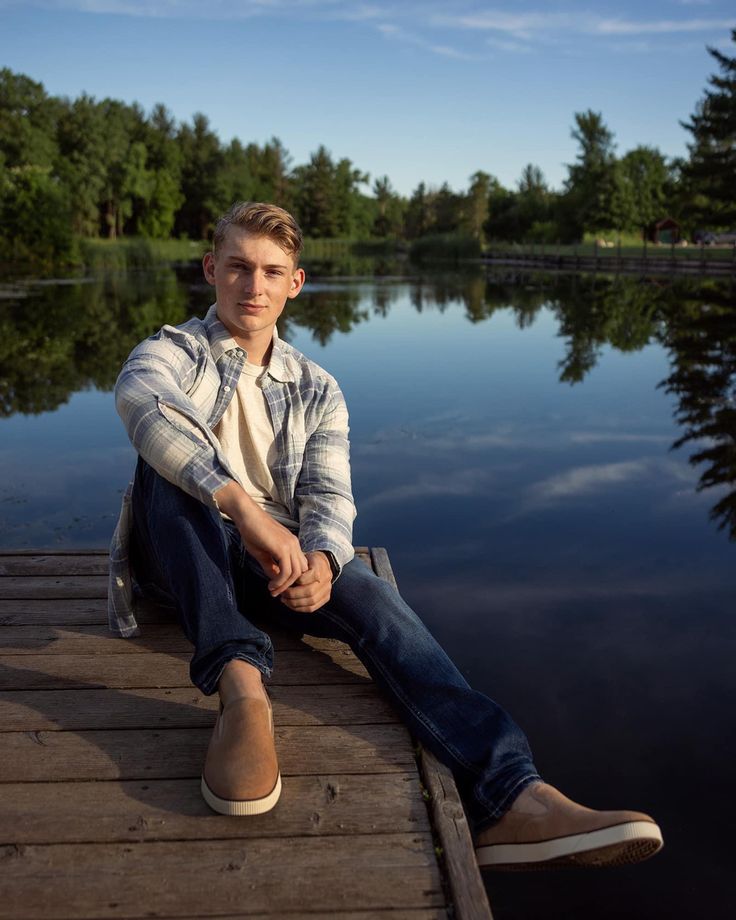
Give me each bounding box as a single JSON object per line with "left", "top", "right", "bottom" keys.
{"left": 212, "top": 201, "right": 303, "bottom": 263}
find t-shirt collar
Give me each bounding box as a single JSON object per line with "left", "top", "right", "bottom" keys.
{"left": 205, "top": 303, "right": 293, "bottom": 383}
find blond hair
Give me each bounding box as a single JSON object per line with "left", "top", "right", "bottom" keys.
{"left": 213, "top": 201, "right": 303, "bottom": 262}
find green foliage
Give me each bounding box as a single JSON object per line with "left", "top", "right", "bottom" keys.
{"left": 0, "top": 35, "right": 732, "bottom": 266}
{"left": 77, "top": 237, "right": 207, "bottom": 271}
{"left": 372, "top": 175, "right": 404, "bottom": 237}
{"left": 564, "top": 110, "right": 618, "bottom": 235}
{"left": 0, "top": 68, "right": 60, "bottom": 169}
{"left": 293, "top": 146, "right": 369, "bottom": 238}
{"left": 0, "top": 267, "right": 189, "bottom": 416}
{"left": 409, "top": 232, "right": 481, "bottom": 263}
{"left": 682, "top": 29, "right": 736, "bottom": 229}
{"left": 0, "top": 164, "right": 74, "bottom": 264}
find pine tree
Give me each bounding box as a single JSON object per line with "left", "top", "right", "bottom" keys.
{"left": 682, "top": 30, "right": 736, "bottom": 228}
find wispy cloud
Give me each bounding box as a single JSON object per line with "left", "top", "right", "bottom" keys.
{"left": 434, "top": 9, "right": 733, "bottom": 43}
{"left": 23, "top": 0, "right": 390, "bottom": 21}
{"left": 13, "top": 1, "right": 731, "bottom": 58}
{"left": 517, "top": 457, "right": 695, "bottom": 514}
{"left": 360, "top": 467, "right": 494, "bottom": 511}
{"left": 375, "top": 19, "right": 473, "bottom": 59}
{"left": 528, "top": 459, "right": 652, "bottom": 502}
{"left": 569, "top": 432, "right": 672, "bottom": 445}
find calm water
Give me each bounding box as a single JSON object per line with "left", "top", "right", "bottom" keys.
{"left": 1, "top": 265, "right": 734, "bottom": 918}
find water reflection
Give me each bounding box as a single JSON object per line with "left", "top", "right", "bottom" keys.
{"left": 660, "top": 283, "right": 736, "bottom": 540}
{"left": 0, "top": 270, "right": 189, "bottom": 416}
{"left": 0, "top": 268, "right": 734, "bottom": 540}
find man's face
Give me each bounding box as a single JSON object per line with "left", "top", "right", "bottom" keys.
{"left": 203, "top": 227, "right": 305, "bottom": 346}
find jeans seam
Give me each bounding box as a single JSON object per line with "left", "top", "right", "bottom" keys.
{"left": 473, "top": 770, "right": 542, "bottom": 823}
{"left": 204, "top": 652, "right": 273, "bottom": 695}
{"left": 317, "top": 607, "right": 482, "bottom": 777}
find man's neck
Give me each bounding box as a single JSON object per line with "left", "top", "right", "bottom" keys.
{"left": 239, "top": 335, "right": 272, "bottom": 367}
{"left": 222, "top": 323, "right": 274, "bottom": 367}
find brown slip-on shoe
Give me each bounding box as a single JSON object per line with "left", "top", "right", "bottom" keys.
{"left": 475, "top": 781, "right": 663, "bottom": 871}
{"left": 201, "top": 695, "right": 281, "bottom": 816}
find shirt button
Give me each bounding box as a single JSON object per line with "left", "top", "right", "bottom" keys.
{"left": 235, "top": 349, "right": 244, "bottom": 358}
{"left": 223, "top": 385, "right": 231, "bottom": 393}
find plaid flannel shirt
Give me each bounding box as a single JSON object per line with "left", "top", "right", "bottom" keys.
{"left": 108, "top": 304, "right": 356, "bottom": 637}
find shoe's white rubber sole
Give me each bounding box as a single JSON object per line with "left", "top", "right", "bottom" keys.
{"left": 476, "top": 820, "right": 663, "bottom": 871}
{"left": 201, "top": 772, "right": 282, "bottom": 816}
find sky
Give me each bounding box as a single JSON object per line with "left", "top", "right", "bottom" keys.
{"left": 0, "top": 1, "right": 733, "bottom": 196}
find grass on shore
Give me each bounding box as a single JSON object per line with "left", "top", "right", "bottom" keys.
{"left": 78, "top": 237, "right": 209, "bottom": 271}
{"left": 484, "top": 239, "right": 736, "bottom": 262}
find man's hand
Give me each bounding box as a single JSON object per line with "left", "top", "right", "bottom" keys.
{"left": 279, "top": 551, "right": 333, "bottom": 613}
{"left": 214, "top": 481, "right": 308, "bottom": 596}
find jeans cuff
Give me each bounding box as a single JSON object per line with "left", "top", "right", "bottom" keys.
{"left": 192, "top": 648, "right": 274, "bottom": 696}
{"left": 470, "top": 771, "right": 543, "bottom": 833}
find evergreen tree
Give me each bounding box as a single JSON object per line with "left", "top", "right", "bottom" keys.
{"left": 483, "top": 178, "right": 517, "bottom": 241}
{"left": 404, "top": 182, "right": 430, "bottom": 239}
{"left": 139, "top": 104, "right": 183, "bottom": 239}
{"left": 432, "top": 182, "right": 462, "bottom": 234}
{"left": 246, "top": 137, "right": 293, "bottom": 207}
{"left": 462, "top": 171, "right": 491, "bottom": 241}
{"left": 682, "top": 29, "right": 736, "bottom": 228}
{"left": 293, "top": 147, "right": 368, "bottom": 237}
{"left": 372, "top": 175, "right": 404, "bottom": 237}
{"left": 176, "top": 113, "right": 227, "bottom": 239}
{"left": 516, "top": 164, "right": 553, "bottom": 240}
{"left": 564, "top": 110, "right": 617, "bottom": 235}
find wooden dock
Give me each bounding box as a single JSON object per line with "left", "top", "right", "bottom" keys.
{"left": 0, "top": 548, "right": 492, "bottom": 920}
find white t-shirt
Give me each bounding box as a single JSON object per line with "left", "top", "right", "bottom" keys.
{"left": 213, "top": 360, "right": 298, "bottom": 531}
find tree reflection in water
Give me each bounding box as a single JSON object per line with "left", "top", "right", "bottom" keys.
{"left": 0, "top": 265, "right": 733, "bottom": 538}
{"left": 659, "top": 282, "right": 736, "bottom": 541}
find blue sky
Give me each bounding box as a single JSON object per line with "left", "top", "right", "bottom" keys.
{"left": 0, "top": 1, "right": 733, "bottom": 195}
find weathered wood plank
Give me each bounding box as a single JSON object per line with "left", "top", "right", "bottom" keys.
{"left": 0, "top": 623, "right": 193, "bottom": 655}
{"left": 0, "top": 547, "right": 480, "bottom": 920}
{"left": 0, "top": 773, "right": 428, "bottom": 844}
{"left": 0, "top": 623, "right": 348, "bottom": 655}
{"left": 0, "top": 684, "right": 398, "bottom": 731}
{"left": 71, "top": 913, "right": 448, "bottom": 920}
{"left": 0, "top": 723, "right": 415, "bottom": 782}
{"left": 0, "top": 548, "right": 370, "bottom": 577}
{"left": 0, "top": 575, "right": 108, "bottom": 599}
{"left": 69, "top": 913, "right": 449, "bottom": 920}
{"left": 0, "top": 549, "right": 109, "bottom": 557}
{"left": 0, "top": 647, "right": 370, "bottom": 689}
{"left": 419, "top": 749, "right": 493, "bottom": 920}
{"left": 370, "top": 548, "right": 493, "bottom": 920}
{"left": 0, "top": 555, "right": 109, "bottom": 576}
{"left": 0, "top": 834, "right": 445, "bottom": 919}
{"left": 0, "top": 598, "right": 142, "bottom": 627}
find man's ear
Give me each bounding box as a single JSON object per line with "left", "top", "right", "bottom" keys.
{"left": 288, "top": 267, "right": 306, "bottom": 300}
{"left": 202, "top": 251, "right": 216, "bottom": 285}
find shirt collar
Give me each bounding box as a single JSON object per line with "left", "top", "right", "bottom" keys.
{"left": 204, "top": 303, "right": 294, "bottom": 383}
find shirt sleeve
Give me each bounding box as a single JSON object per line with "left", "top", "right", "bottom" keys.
{"left": 114, "top": 331, "right": 236, "bottom": 507}
{"left": 295, "top": 385, "right": 357, "bottom": 576}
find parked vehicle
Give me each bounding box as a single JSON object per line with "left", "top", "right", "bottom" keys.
{"left": 692, "top": 230, "right": 736, "bottom": 245}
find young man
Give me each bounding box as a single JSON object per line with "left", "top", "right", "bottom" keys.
{"left": 109, "top": 201, "right": 663, "bottom": 870}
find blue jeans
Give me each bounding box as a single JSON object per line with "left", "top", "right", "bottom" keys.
{"left": 130, "top": 459, "right": 540, "bottom": 828}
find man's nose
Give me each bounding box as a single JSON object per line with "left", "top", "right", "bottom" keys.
{"left": 243, "top": 271, "right": 264, "bottom": 295}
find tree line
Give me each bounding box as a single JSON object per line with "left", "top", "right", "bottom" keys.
{"left": 0, "top": 29, "right": 733, "bottom": 264}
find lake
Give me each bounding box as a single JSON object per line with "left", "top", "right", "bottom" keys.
{"left": 1, "top": 263, "right": 734, "bottom": 918}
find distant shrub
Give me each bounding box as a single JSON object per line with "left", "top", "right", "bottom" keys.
{"left": 409, "top": 233, "right": 482, "bottom": 263}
